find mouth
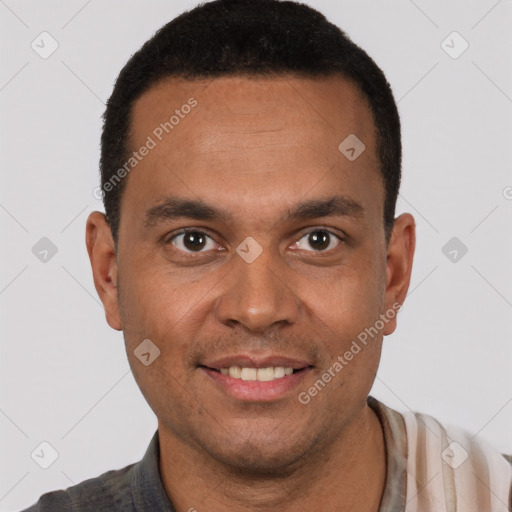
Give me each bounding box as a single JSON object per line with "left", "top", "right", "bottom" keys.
{"left": 198, "top": 355, "right": 314, "bottom": 402}
{"left": 199, "top": 365, "right": 309, "bottom": 382}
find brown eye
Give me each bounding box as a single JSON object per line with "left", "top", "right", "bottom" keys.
{"left": 170, "top": 231, "right": 217, "bottom": 253}
{"left": 295, "top": 230, "right": 342, "bottom": 252}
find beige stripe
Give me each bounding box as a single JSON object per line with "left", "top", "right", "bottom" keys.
{"left": 403, "top": 410, "right": 419, "bottom": 512}
{"left": 436, "top": 418, "right": 456, "bottom": 512}
{"left": 370, "top": 398, "right": 512, "bottom": 511}
{"left": 367, "top": 396, "right": 408, "bottom": 511}
{"left": 403, "top": 410, "right": 512, "bottom": 511}
{"left": 415, "top": 413, "right": 447, "bottom": 512}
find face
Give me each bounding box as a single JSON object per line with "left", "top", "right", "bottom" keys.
{"left": 87, "top": 74, "right": 415, "bottom": 473}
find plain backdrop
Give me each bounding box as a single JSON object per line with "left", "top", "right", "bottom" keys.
{"left": 1, "top": 1, "right": 511, "bottom": 510}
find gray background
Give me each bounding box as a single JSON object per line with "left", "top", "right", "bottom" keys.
{"left": 1, "top": 0, "right": 511, "bottom": 510}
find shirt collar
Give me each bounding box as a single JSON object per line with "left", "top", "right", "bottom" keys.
{"left": 131, "top": 430, "right": 176, "bottom": 511}
{"left": 130, "top": 396, "right": 408, "bottom": 511}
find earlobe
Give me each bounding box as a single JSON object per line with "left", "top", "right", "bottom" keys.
{"left": 85, "top": 212, "right": 123, "bottom": 331}
{"left": 383, "top": 213, "right": 416, "bottom": 335}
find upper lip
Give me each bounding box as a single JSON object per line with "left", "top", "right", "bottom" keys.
{"left": 201, "top": 354, "right": 313, "bottom": 370}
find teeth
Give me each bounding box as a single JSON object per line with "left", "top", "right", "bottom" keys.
{"left": 274, "top": 367, "right": 285, "bottom": 378}
{"left": 220, "top": 366, "right": 295, "bottom": 381}
{"left": 228, "top": 366, "right": 242, "bottom": 379}
{"left": 256, "top": 367, "right": 274, "bottom": 381}
{"left": 241, "top": 368, "right": 257, "bottom": 381}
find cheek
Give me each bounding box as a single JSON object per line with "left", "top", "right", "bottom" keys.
{"left": 117, "top": 260, "right": 220, "bottom": 376}
{"left": 306, "top": 256, "right": 386, "bottom": 376}
{"left": 119, "top": 262, "right": 193, "bottom": 331}
{"left": 118, "top": 266, "right": 200, "bottom": 415}
{"left": 314, "top": 260, "right": 385, "bottom": 328}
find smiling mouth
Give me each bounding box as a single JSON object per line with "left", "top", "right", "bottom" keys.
{"left": 200, "top": 365, "right": 309, "bottom": 382}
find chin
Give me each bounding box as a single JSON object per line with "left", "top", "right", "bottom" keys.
{"left": 200, "top": 429, "right": 315, "bottom": 477}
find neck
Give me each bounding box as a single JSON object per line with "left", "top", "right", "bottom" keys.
{"left": 158, "top": 404, "right": 386, "bottom": 512}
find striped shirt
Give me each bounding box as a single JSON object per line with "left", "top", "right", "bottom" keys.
{"left": 369, "top": 396, "right": 512, "bottom": 511}
{"left": 23, "top": 395, "right": 512, "bottom": 511}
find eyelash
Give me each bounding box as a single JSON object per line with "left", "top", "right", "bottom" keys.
{"left": 165, "top": 227, "right": 345, "bottom": 256}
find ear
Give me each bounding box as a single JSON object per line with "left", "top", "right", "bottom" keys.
{"left": 85, "top": 211, "right": 122, "bottom": 330}
{"left": 383, "top": 213, "right": 415, "bottom": 336}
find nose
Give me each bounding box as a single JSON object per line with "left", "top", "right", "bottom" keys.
{"left": 214, "top": 245, "right": 300, "bottom": 333}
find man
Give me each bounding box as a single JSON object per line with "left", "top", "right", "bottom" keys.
{"left": 23, "top": 0, "right": 512, "bottom": 510}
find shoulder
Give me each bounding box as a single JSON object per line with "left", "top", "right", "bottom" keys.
{"left": 401, "top": 408, "right": 512, "bottom": 511}
{"left": 20, "top": 463, "right": 136, "bottom": 512}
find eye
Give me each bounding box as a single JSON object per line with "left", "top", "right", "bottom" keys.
{"left": 166, "top": 228, "right": 343, "bottom": 256}
{"left": 294, "top": 229, "right": 342, "bottom": 252}
{"left": 168, "top": 230, "right": 218, "bottom": 253}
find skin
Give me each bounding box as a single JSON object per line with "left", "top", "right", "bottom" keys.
{"left": 86, "top": 74, "right": 415, "bottom": 511}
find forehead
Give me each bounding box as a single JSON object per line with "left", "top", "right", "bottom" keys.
{"left": 131, "top": 73, "right": 375, "bottom": 150}
{"left": 123, "top": 74, "right": 382, "bottom": 230}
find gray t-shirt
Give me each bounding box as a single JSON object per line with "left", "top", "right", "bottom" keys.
{"left": 21, "top": 430, "right": 175, "bottom": 511}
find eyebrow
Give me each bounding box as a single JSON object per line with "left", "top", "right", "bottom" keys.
{"left": 143, "top": 194, "right": 364, "bottom": 228}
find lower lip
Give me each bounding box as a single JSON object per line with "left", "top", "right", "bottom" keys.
{"left": 200, "top": 367, "right": 313, "bottom": 402}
